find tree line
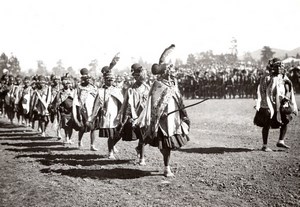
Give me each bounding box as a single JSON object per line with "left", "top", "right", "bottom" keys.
{"left": 1, "top": 46, "right": 299, "bottom": 78}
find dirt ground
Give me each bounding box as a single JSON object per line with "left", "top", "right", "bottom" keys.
{"left": 0, "top": 96, "right": 299, "bottom": 207}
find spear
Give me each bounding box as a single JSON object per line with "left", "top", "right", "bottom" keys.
{"left": 167, "top": 98, "right": 209, "bottom": 116}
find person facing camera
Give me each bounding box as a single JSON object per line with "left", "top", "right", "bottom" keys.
{"left": 254, "top": 58, "right": 298, "bottom": 152}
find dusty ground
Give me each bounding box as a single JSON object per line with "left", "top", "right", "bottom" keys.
{"left": 0, "top": 96, "right": 299, "bottom": 207}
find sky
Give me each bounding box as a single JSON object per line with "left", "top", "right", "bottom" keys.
{"left": 1, "top": 0, "right": 299, "bottom": 73}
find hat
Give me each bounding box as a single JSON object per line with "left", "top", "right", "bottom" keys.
{"left": 131, "top": 63, "right": 143, "bottom": 74}
{"left": 38, "top": 75, "right": 47, "bottom": 83}
{"left": 16, "top": 75, "right": 22, "bottom": 80}
{"left": 151, "top": 63, "right": 166, "bottom": 75}
{"left": 23, "top": 76, "right": 30, "bottom": 81}
{"left": 80, "top": 68, "right": 89, "bottom": 77}
{"left": 103, "top": 71, "right": 115, "bottom": 81}
{"left": 101, "top": 66, "right": 110, "bottom": 74}
{"left": 51, "top": 75, "right": 60, "bottom": 80}
{"left": 267, "top": 57, "right": 282, "bottom": 74}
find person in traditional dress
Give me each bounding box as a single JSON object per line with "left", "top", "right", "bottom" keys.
{"left": 29, "top": 75, "right": 39, "bottom": 130}
{"left": 118, "top": 63, "right": 150, "bottom": 165}
{"left": 72, "top": 68, "right": 98, "bottom": 150}
{"left": 88, "top": 53, "right": 123, "bottom": 159}
{"left": 52, "top": 74, "right": 75, "bottom": 144}
{"left": 49, "top": 75, "right": 62, "bottom": 139}
{"left": 0, "top": 74, "right": 9, "bottom": 117}
{"left": 13, "top": 75, "right": 24, "bottom": 125}
{"left": 19, "top": 76, "right": 34, "bottom": 127}
{"left": 135, "top": 44, "right": 190, "bottom": 177}
{"left": 30, "top": 75, "right": 52, "bottom": 137}
{"left": 4, "top": 75, "right": 17, "bottom": 124}
{"left": 254, "top": 58, "right": 298, "bottom": 151}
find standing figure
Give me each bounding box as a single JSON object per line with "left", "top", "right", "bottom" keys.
{"left": 13, "top": 75, "right": 24, "bottom": 125}
{"left": 19, "top": 76, "right": 34, "bottom": 127}
{"left": 73, "top": 68, "right": 98, "bottom": 150}
{"left": 52, "top": 75, "right": 75, "bottom": 144}
{"left": 4, "top": 75, "right": 17, "bottom": 124}
{"left": 254, "top": 58, "right": 298, "bottom": 151}
{"left": 118, "top": 63, "right": 150, "bottom": 165}
{"left": 89, "top": 53, "right": 123, "bottom": 159}
{"left": 30, "top": 75, "right": 52, "bottom": 137}
{"left": 49, "top": 75, "right": 62, "bottom": 139}
{"left": 136, "top": 44, "right": 190, "bottom": 177}
{"left": 0, "top": 74, "right": 9, "bottom": 117}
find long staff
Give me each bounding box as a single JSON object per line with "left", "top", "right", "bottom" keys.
{"left": 167, "top": 98, "right": 209, "bottom": 116}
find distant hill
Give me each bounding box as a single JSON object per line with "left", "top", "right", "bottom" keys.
{"left": 241, "top": 47, "right": 300, "bottom": 60}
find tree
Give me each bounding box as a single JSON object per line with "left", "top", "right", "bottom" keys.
{"left": 284, "top": 53, "right": 288, "bottom": 59}
{"left": 186, "top": 54, "right": 196, "bottom": 67}
{"left": 175, "top": 58, "right": 183, "bottom": 67}
{"left": 52, "top": 59, "right": 66, "bottom": 76}
{"left": 136, "top": 57, "right": 152, "bottom": 73}
{"left": 243, "top": 52, "right": 256, "bottom": 65}
{"left": 7, "top": 55, "right": 21, "bottom": 75}
{"left": 36, "top": 60, "right": 47, "bottom": 75}
{"left": 66, "top": 66, "right": 76, "bottom": 77}
{"left": 260, "top": 46, "right": 275, "bottom": 66}
{"left": 0, "top": 53, "right": 8, "bottom": 76}
{"left": 88, "top": 59, "right": 98, "bottom": 78}
{"left": 296, "top": 53, "right": 300, "bottom": 59}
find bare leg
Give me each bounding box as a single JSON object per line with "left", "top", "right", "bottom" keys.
{"left": 63, "top": 127, "right": 71, "bottom": 144}
{"left": 135, "top": 127, "right": 146, "bottom": 165}
{"left": 78, "top": 130, "right": 84, "bottom": 148}
{"left": 262, "top": 125, "right": 270, "bottom": 145}
{"left": 40, "top": 121, "right": 46, "bottom": 137}
{"left": 261, "top": 125, "right": 272, "bottom": 151}
{"left": 160, "top": 148, "right": 174, "bottom": 177}
{"left": 90, "top": 130, "right": 98, "bottom": 151}
{"left": 277, "top": 124, "right": 290, "bottom": 148}
{"left": 136, "top": 141, "right": 146, "bottom": 165}
{"left": 279, "top": 124, "right": 288, "bottom": 141}
{"left": 108, "top": 137, "right": 115, "bottom": 159}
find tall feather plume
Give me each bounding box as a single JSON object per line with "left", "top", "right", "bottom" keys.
{"left": 159, "top": 44, "right": 175, "bottom": 65}
{"left": 109, "top": 52, "right": 120, "bottom": 69}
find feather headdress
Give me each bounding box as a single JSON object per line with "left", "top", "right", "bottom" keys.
{"left": 101, "top": 52, "right": 120, "bottom": 74}
{"left": 152, "top": 44, "right": 175, "bottom": 75}
{"left": 159, "top": 44, "right": 175, "bottom": 65}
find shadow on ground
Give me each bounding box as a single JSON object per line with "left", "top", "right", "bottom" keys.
{"left": 0, "top": 122, "right": 27, "bottom": 129}
{"left": 5, "top": 147, "right": 78, "bottom": 153}
{"left": 41, "top": 167, "right": 155, "bottom": 179}
{"left": 16, "top": 153, "right": 106, "bottom": 160}
{"left": 1, "top": 141, "right": 63, "bottom": 147}
{"left": 15, "top": 153, "right": 133, "bottom": 166}
{"left": 178, "top": 147, "right": 254, "bottom": 154}
{"left": 0, "top": 137, "right": 53, "bottom": 141}
{"left": 37, "top": 158, "right": 133, "bottom": 167}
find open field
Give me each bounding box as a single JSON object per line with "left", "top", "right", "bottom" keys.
{"left": 0, "top": 96, "right": 299, "bottom": 207}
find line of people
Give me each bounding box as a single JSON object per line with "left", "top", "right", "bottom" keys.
{"left": 0, "top": 48, "right": 191, "bottom": 177}
{"left": 0, "top": 54, "right": 298, "bottom": 176}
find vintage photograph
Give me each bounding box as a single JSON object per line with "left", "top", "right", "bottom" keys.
{"left": 0, "top": 0, "right": 299, "bottom": 206}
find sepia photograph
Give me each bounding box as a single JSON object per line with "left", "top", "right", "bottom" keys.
{"left": 0, "top": 0, "right": 299, "bottom": 206}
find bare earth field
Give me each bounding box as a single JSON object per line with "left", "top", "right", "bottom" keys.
{"left": 0, "top": 96, "right": 299, "bottom": 207}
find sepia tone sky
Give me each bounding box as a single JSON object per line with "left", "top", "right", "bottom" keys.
{"left": 1, "top": 0, "right": 299, "bottom": 72}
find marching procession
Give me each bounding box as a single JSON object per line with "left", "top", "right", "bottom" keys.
{"left": 0, "top": 45, "right": 298, "bottom": 177}
{"left": 0, "top": 45, "right": 191, "bottom": 177}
